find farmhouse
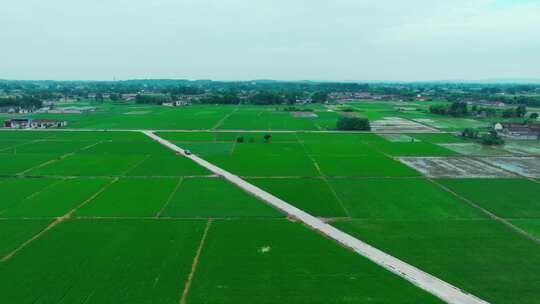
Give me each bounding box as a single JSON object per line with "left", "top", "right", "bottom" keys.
{"left": 30, "top": 119, "right": 68, "bottom": 128}
{"left": 494, "top": 122, "right": 540, "bottom": 139}
{"left": 121, "top": 94, "right": 138, "bottom": 101}
{"left": 47, "top": 106, "right": 96, "bottom": 114}
{"left": 4, "top": 118, "right": 67, "bottom": 129}
{"left": 4, "top": 118, "right": 32, "bottom": 128}
{"left": 163, "top": 100, "right": 191, "bottom": 107}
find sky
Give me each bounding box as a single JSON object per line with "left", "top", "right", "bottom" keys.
{"left": 1, "top": 0, "right": 539, "bottom": 81}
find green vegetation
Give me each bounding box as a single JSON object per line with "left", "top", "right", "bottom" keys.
{"left": 0, "top": 153, "right": 58, "bottom": 175}
{"left": 333, "top": 219, "right": 540, "bottom": 304}
{"left": 438, "top": 179, "right": 540, "bottom": 218}
{"left": 329, "top": 178, "right": 483, "bottom": 219}
{"left": 161, "top": 178, "right": 282, "bottom": 218}
{"left": 1, "top": 103, "right": 539, "bottom": 304}
{"left": 511, "top": 220, "right": 540, "bottom": 239}
{"left": 126, "top": 155, "right": 211, "bottom": 176}
{"left": 187, "top": 219, "right": 443, "bottom": 304}
{"left": 336, "top": 116, "right": 371, "bottom": 131}
{"left": 461, "top": 128, "right": 505, "bottom": 146}
{"left": 1, "top": 178, "right": 109, "bottom": 217}
{"left": 502, "top": 105, "right": 527, "bottom": 118}
{"left": 0, "top": 220, "right": 51, "bottom": 257}
{"left": 76, "top": 178, "right": 178, "bottom": 217}
{"left": 29, "top": 154, "right": 147, "bottom": 176}
{"left": 0, "top": 178, "right": 57, "bottom": 212}
{"left": 0, "top": 219, "right": 206, "bottom": 303}
{"left": 479, "top": 130, "right": 505, "bottom": 146}
{"left": 249, "top": 178, "right": 348, "bottom": 217}
{"left": 430, "top": 102, "right": 469, "bottom": 117}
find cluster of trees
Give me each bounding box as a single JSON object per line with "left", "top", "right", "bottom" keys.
{"left": 251, "top": 91, "right": 284, "bottom": 105}
{"left": 235, "top": 134, "right": 272, "bottom": 143}
{"left": 502, "top": 105, "right": 527, "bottom": 118}
{"left": 135, "top": 94, "right": 171, "bottom": 105}
{"left": 462, "top": 128, "right": 505, "bottom": 146}
{"left": 429, "top": 102, "right": 469, "bottom": 117}
{"left": 470, "top": 105, "right": 497, "bottom": 117}
{"left": 336, "top": 116, "right": 371, "bottom": 131}
{"left": 200, "top": 92, "right": 240, "bottom": 104}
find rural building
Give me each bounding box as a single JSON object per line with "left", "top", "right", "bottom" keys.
{"left": 494, "top": 122, "right": 540, "bottom": 139}
{"left": 30, "top": 119, "right": 68, "bottom": 128}
{"left": 4, "top": 118, "right": 32, "bottom": 128}
{"left": 163, "top": 100, "right": 191, "bottom": 107}
{"left": 121, "top": 94, "right": 138, "bottom": 101}
{"left": 47, "top": 106, "right": 96, "bottom": 114}
{"left": 4, "top": 118, "right": 67, "bottom": 129}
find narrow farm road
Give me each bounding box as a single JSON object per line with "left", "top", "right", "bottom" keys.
{"left": 0, "top": 128, "right": 448, "bottom": 134}
{"left": 143, "top": 130, "right": 490, "bottom": 304}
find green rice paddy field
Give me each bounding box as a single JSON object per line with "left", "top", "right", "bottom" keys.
{"left": 0, "top": 129, "right": 539, "bottom": 304}
{"left": 0, "top": 101, "right": 500, "bottom": 131}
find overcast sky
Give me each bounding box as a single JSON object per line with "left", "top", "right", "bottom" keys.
{"left": 1, "top": 0, "right": 539, "bottom": 81}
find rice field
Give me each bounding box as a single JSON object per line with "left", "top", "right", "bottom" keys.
{"left": 1, "top": 112, "right": 539, "bottom": 304}
{"left": 186, "top": 219, "right": 443, "bottom": 304}
{"left": 332, "top": 219, "right": 540, "bottom": 304}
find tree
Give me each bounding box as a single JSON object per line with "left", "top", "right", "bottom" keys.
{"left": 236, "top": 136, "right": 244, "bottom": 143}
{"left": 480, "top": 131, "right": 505, "bottom": 146}
{"left": 502, "top": 108, "right": 516, "bottom": 118}
{"left": 311, "top": 91, "right": 328, "bottom": 103}
{"left": 462, "top": 128, "right": 479, "bottom": 139}
{"left": 251, "top": 91, "right": 284, "bottom": 105}
{"left": 530, "top": 113, "right": 539, "bottom": 120}
{"left": 135, "top": 93, "right": 171, "bottom": 105}
{"left": 336, "top": 116, "right": 371, "bottom": 131}
{"left": 430, "top": 102, "right": 468, "bottom": 117}
{"left": 516, "top": 105, "right": 527, "bottom": 118}
{"left": 263, "top": 134, "right": 272, "bottom": 143}
{"left": 448, "top": 102, "right": 468, "bottom": 117}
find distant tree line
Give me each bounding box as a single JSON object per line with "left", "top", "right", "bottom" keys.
{"left": 429, "top": 102, "right": 469, "bottom": 117}
{"left": 431, "top": 102, "right": 528, "bottom": 119}
{"left": 502, "top": 105, "right": 527, "bottom": 118}
{"left": 0, "top": 95, "right": 43, "bottom": 109}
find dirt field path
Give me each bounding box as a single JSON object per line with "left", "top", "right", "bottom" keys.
{"left": 144, "top": 130, "right": 489, "bottom": 304}
{"left": 0, "top": 128, "right": 451, "bottom": 134}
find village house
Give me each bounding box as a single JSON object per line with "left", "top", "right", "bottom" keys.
{"left": 47, "top": 106, "right": 96, "bottom": 114}
{"left": 4, "top": 118, "right": 32, "bottom": 128}
{"left": 494, "top": 122, "right": 540, "bottom": 140}
{"left": 163, "top": 100, "right": 191, "bottom": 107}
{"left": 30, "top": 119, "right": 68, "bottom": 128}
{"left": 4, "top": 118, "right": 67, "bottom": 129}
{"left": 121, "top": 94, "right": 138, "bottom": 101}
